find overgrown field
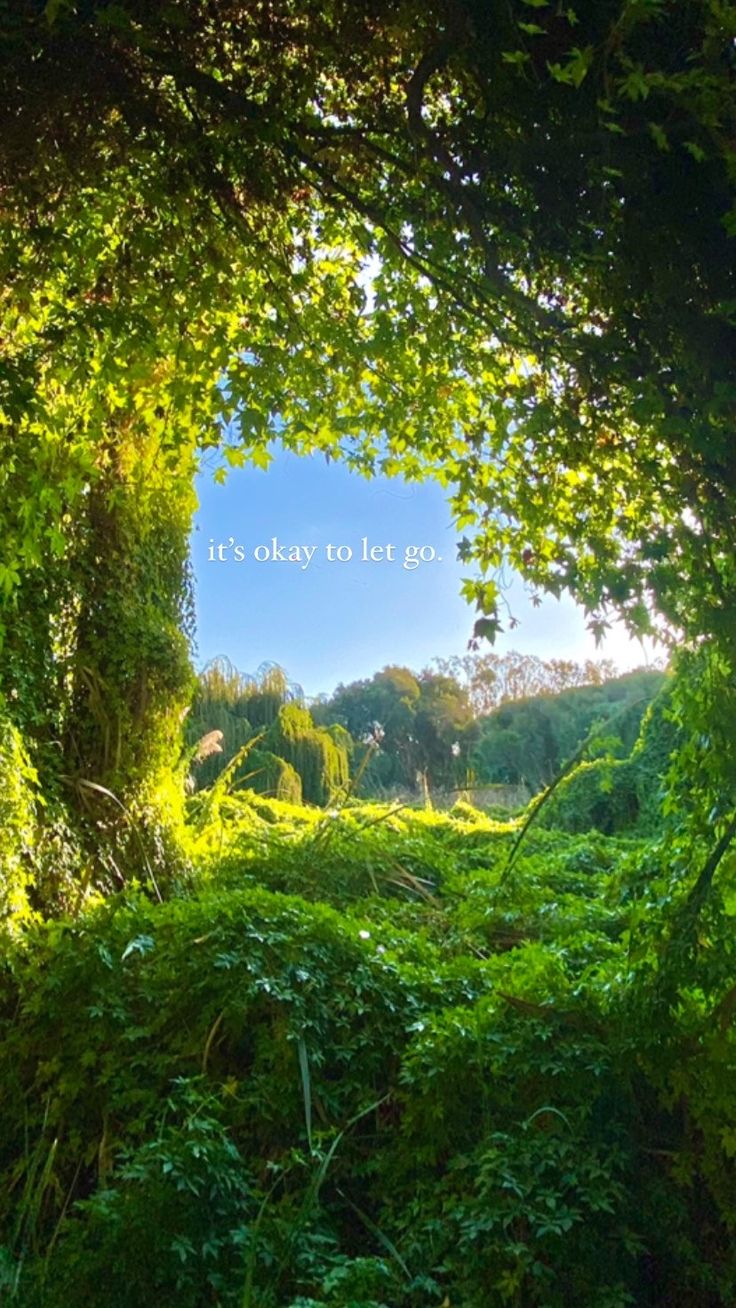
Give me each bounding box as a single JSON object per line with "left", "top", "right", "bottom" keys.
{"left": 1, "top": 793, "right": 736, "bottom": 1307}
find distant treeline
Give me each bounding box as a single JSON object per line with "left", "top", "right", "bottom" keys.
{"left": 187, "top": 653, "right": 667, "bottom": 806}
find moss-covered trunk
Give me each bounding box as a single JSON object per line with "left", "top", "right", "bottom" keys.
{"left": 0, "top": 427, "right": 198, "bottom": 911}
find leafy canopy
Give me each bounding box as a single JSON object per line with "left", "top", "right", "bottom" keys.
{"left": 1, "top": 0, "right": 735, "bottom": 648}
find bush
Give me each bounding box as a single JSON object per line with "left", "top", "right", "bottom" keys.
{"left": 541, "top": 757, "right": 640, "bottom": 835}
{"left": 540, "top": 681, "right": 678, "bottom": 837}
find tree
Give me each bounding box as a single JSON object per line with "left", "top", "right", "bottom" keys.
{"left": 413, "top": 670, "right": 474, "bottom": 789}
{"left": 320, "top": 663, "right": 475, "bottom": 794}
{"left": 317, "top": 664, "right": 472, "bottom": 793}
{"left": 316, "top": 667, "right": 422, "bottom": 791}
{"left": 186, "top": 659, "right": 347, "bottom": 805}
{"left": 432, "top": 652, "right": 622, "bottom": 717}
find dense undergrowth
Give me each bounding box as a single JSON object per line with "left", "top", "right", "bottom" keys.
{"left": 2, "top": 784, "right": 736, "bottom": 1307}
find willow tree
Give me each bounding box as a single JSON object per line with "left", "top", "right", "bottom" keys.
{"left": 0, "top": 0, "right": 735, "bottom": 897}
{"left": 185, "top": 658, "right": 346, "bottom": 806}
{"left": 186, "top": 658, "right": 304, "bottom": 792}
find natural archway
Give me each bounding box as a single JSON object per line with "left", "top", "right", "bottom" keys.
{"left": 1, "top": 0, "right": 735, "bottom": 898}
{"left": 4, "top": 8, "right": 736, "bottom": 1306}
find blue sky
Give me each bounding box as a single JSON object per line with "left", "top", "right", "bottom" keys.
{"left": 191, "top": 447, "right": 657, "bottom": 698}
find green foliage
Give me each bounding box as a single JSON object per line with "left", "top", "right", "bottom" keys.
{"left": 187, "top": 660, "right": 347, "bottom": 807}
{"left": 432, "top": 651, "right": 621, "bottom": 715}
{"left": 2, "top": 797, "right": 736, "bottom": 1305}
{"left": 539, "top": 756, "right": 642, "bottom": 836}
{"left": 392, "top": 1006, "right": 640, "bottom": 1307}
{"left": 315, "top": 663, "right": 664, "bottom": 800}
{"left": 20, "top": 1083, "right": 255, "bottom": 1308}
{"left": 316, "top": 664, "right": 473, "bottom": 793}
{"left": 266, "top": 704, "right": 349, "bottom": 807}
{"left": 0, "top": 425, "right": 197, "bottom": 903}
{"left": 448, "top": 798, "right": 485, "bottom": 823}
{"left": 247, "top": 749, "right": 303, "bottom": 805}
{"left": 0, "top": 712, "right": 38, "bottom": 926}
{"left": 1, "top": 3, "right": 736, "bottom": 1301}
{"left": 471, "top": 668, "right": 665, "bottom": 792}
{"left": 541, "top": 675, "right": 679, "bottom": 835}
{"left": 0, "top": 0, "right": 732, "bottom": 911}
{"left": 2, "top": 0, "right": 734, "bottom": 657}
